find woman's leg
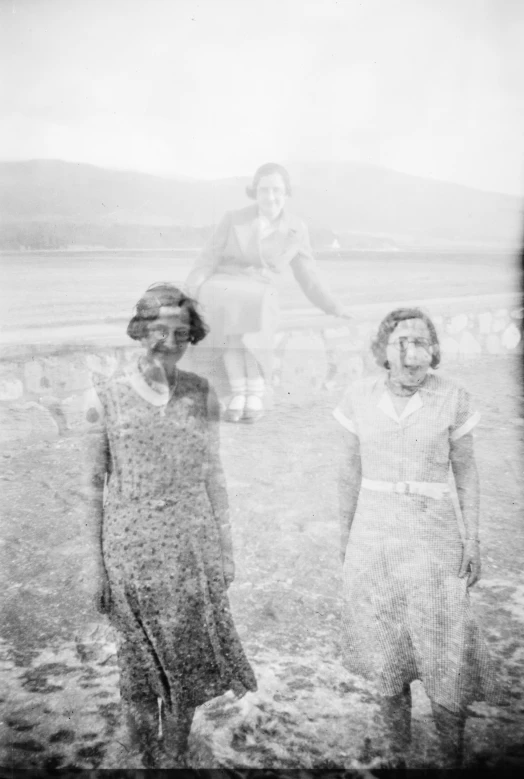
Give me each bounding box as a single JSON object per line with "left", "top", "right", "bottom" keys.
{"left": 223, "top": 335, "right": 247, "bottom": 421}
{"left": 122, "top": 698, "right": 159, "bottom": 767}
{"left": 162, "top": 701, "right": 196, "bottom": 767}
{"left": 380, "top": 684, "right": 412, "bottom": 760}
{"left": 431, "top": 701, "right": 466, "bottom": 768}
{"left": 243, "top": 346, "right": 265, "bottom": 422}
{"left": 118, "top": 648, "right": 161, "bottom": 767}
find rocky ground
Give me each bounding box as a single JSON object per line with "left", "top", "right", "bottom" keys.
{"left": 1, "top": 354, "right": 523, "bottom": 772}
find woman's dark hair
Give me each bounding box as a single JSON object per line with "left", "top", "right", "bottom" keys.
{"left": 127, "top": 282, "right": 208, "bottom": 344}
{"left": 371, "top": 307, "right": 441, "bottom": 370}
{"left": 246, "top": 162, "right": 292, "bottom": 199}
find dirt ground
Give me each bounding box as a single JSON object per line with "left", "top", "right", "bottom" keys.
{"left": 1, "top": 354, "right": 523, "bottom": 771}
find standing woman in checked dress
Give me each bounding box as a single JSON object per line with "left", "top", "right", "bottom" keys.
{"left": 333, "top": 308, "right": 501, "bottom": 768}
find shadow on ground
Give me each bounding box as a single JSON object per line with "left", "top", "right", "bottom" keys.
{"left": 1, "top": 355, "right": 523, "bottom": 770}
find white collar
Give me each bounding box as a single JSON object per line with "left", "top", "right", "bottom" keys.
{"left": 127, "top": 365, "right": 169, "bottom": 407}
{"left": 377, "top": 389, "right": 423, "bottom": 423}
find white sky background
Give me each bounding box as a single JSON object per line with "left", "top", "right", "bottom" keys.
{"left": 0, "top": 0, "right": 523, "bottom": 194}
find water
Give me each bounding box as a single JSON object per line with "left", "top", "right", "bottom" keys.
{"left": 0, "top": 249, "right": 518, "bottom": 332}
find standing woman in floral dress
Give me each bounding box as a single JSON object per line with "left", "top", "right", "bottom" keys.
{"left": 333, "top": 308, "right": 501, "bottom": 768}
{"left": 84, "top": 283, "right": 257, "bottom": 767}
{"left": 185, "top": 162, "right": 351, "bottom": 423}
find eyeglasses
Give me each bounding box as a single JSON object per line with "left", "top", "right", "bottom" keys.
{"left": 388, "top": 337, "right": 432, "bottom": 353}
{"left": 149, "top": 325, "right": 191, "bottom": 343}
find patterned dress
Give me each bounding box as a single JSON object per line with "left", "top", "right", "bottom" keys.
{"left": 87, "top": 364, "right": 257, "bottom": 715}
{"left": 333, "top": 372, "right": 500, "bottom": 714}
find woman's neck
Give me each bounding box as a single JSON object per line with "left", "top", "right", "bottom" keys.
{"left": 259, "top": 209, "right": 283, "bottom": 226}
{"left": 140, "top": 354, "right": 178, "bottom": 389}
{"left": 386, "top": 375, "right": 422, "bottom": 397}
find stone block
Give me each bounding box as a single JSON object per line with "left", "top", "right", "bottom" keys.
{"left": 23, "top": 359, "right": 46, "bottom": 394}
{"left": 0, "top": 361, "right": 22, "bottom": 381}
{"left": 485, "top": 334, "right": 501, "bottom": 354}
{"left": 85, "top": 352, "right": 118, "bottom": 377}
{"left": 323, "top": 326, "right": 354, "bottom": 341}
{"left": 492, "top": 317, "right": 508, "bottom": 334}
{"left": 0, "top": 376, "right": 24, "bottom": 401}
{"left": 34, "top": 354, "right": 92, "bottom": 396}
{"left": 478, "top": 312, "right": 493, "bottom": 334}
{"left": 501, "top": 324, "right": 521, "bottom": 351}
{"left": 345, "top": 354, "right": 365, "bottom": 381}
{"left": 459, "top": 332, "right": 481, "bottom": 358}
{"left": 448, "top": 314, "right": 469, "bottom": 334}
{"left": 440, "top": 336, "right": 460, "bottom": 357}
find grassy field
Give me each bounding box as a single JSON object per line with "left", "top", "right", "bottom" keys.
{"left": 0, "top": 249, "right": 519, "bottom": 332}
{"left": 1, "top": 354, "right": 523, "bottom": 770}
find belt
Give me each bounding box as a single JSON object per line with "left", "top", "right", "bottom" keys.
{"left": 361, "top": 477, "right": 450, "bottom": 500}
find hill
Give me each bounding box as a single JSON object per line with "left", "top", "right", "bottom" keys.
{"left": 0, "top": 159, "right": 521, "bottom": 250}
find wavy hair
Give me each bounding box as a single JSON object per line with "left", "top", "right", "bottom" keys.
{"left": 127, "top": 282, "right": 208, "bottom": 344}
{"left": 371, "top": 307, "right": 441, "bottom": 370}
{"left": 245, "top": 162, "right": 292, "bottom": 199}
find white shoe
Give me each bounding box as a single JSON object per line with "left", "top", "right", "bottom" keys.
{"left": 224, "top": 394, "right": 246, "bottom": 423}
{"left": 242, "top": 395, "right": 265, "bottom": 423}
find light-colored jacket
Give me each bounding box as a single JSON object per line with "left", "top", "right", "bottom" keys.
{"left": 185, "top": 204, "right": 343, "bottom": 315}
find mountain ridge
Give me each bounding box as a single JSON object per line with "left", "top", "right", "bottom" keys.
{"left": 0, "top": 159, "right": 521, "bottom": 249}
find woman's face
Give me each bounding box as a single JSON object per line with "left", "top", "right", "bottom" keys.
{"left": 386, "top": 318, "right": 433, "bottom": 390}
{"left": 142, "top": 307, "right": 191, "bottom": 364}
{"left": 256, "top": 173, "right": 287, "bottom": 222}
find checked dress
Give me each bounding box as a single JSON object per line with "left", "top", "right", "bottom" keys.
{"left": 333, "top": 372, "right": 500, "bottom": 714}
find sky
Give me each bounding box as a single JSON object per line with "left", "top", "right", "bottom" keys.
{"left": 1, "top": 0, "right": 523, "bottom": 194}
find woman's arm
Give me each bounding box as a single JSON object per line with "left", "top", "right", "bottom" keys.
{"left": 204, "top": 383, "right": 235, "bottom": 586}
{"left": 450, "top": 433, "right": 481, "bottom": 587}
{"left": 289, "top": 223, "right": 350, "bottom": 317}
{"left": 185, "top": 211, "right": 232, "bottom": 295}
{"left": 83, "top": 397, "right": 112, "bottom": 612}
{"left": 338, "top": 429, "right": 362, "bottom": 562}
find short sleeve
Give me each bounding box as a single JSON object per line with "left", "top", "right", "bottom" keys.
{"left": 450, "top": 386, "right": 481, "bottom": 441}
{"left": 333, "top": 386, "right": 357, "bottom": 435}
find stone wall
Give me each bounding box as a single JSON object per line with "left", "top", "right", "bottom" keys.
{"left": 274, "top": 299, "right": 523, "bottom": 396}
{"left": 0, "top": 295, "right": 521, "bottom": 443}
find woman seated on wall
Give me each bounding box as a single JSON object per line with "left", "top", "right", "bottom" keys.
{"left": 185, "top": 162, "right": 352, "bottom": 423}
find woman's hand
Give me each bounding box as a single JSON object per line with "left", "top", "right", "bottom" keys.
{"left": 459, "top": 539, "right": 481, "bottom": 587}
{"left": 223, "top": 555, "right": 235, "bottom": 588}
